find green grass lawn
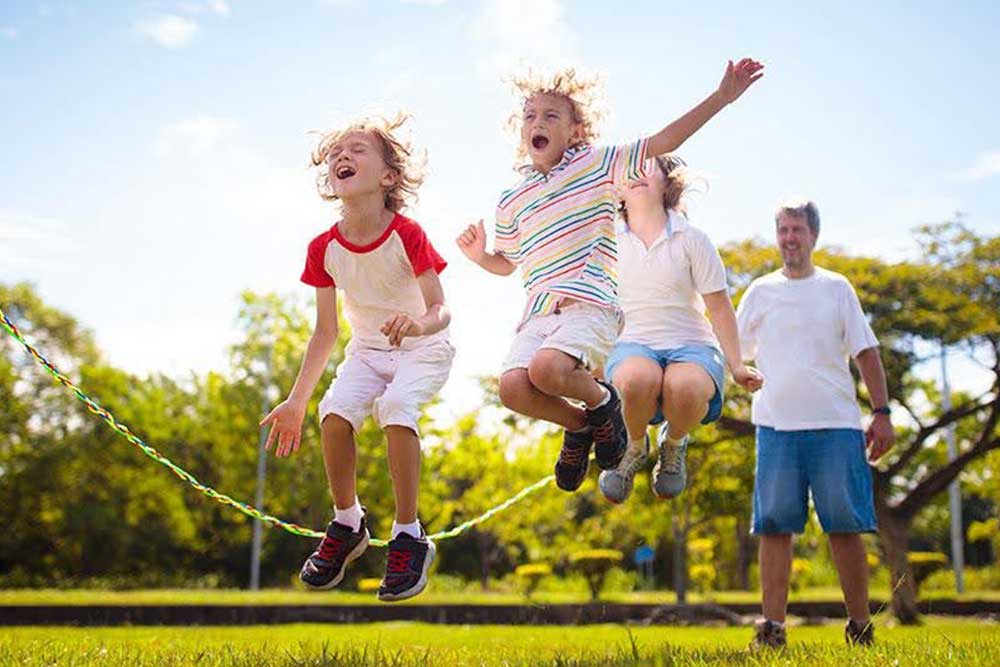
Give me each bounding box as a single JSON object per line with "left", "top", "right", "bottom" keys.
{"left": 2, "top": 619, "right": 998, "bottom": 666}
{"left": 1, "top": 586, "right": 998, "bottom": 606}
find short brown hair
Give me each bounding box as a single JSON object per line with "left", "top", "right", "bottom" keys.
{"left": 310, "top": 113, "right": 424, "bottom": 212}
{"left": 506, "top": 68, "right": 604, "bottom": 164}
{"left": 775, "top": 198, "right": 820, "bottom": 237}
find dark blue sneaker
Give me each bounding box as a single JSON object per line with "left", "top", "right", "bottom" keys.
{"left": 554, "top": 426, "right": 593, "bottom": 491}
{"left": 300, "top": 511, "right": 370, "bottom": 590}
{"left": 588, "top": 380, "right": 627, "bottom": 470}
{"left": 377, "top": 531, "right": 436, "bottom": 602}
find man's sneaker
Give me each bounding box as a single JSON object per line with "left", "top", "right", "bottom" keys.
{"left": 587, "top": 380, "right": 627, "bottom": 470}
{"left": 299, "top": 512, "right": 370, "bottom": 590}
{"left": 845, "top": 619, "right": 875, "bottom": 646}
{"left": 598, "top": 435, "right": 650, "bottom": 504}
{"left": 750, "top": 619, "right": 787, "bottom": 649}
{"left": 554, "top": 426, "right": 593, "bottom": 491}
{"left": 651, "top": 422, "right": 688, "bottom": 499}
{"left": 377, "top": 531, "right": 436, "bottom": 602}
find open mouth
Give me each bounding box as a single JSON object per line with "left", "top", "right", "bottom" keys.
{"left": 335, "top": 165, "right": 356, "bottom": 180}
{"left": 531, "top": 134, "right": 549, "bottom": 150}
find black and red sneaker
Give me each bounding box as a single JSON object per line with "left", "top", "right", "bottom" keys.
{"left": 299, "top": 512, "right": 370, "bottom": 591}
{"left": 377, "top": 531, "right": 436, "bottom": 602}
{"left": 588, "top": 379, "right": 627, "bottom": 470}
{"left": 554, "top": 427, "right": 593, "bottom": 491}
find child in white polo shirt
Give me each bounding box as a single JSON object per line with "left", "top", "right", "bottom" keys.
{"left": 261, "top": 114, "right": 453, "bottom": 602}
{"left": 457, "top": 60, "right": 763, "bottom": 493}
{"left": 599, "top": 156, "right": 763, "bottom": 504}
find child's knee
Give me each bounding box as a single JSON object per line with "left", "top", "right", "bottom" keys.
{"left": 615, "top": 370, "right": 660, "bottom": 404}
{"left": 663, "top": 373, "right": 714, "bottom": 408}
{"left": 321, "top": 413, "right": 355, "bottom": 441}
{"left": 499, "top": 370, "right": 531, "bottom": 410}
{"left": 526, "top": 349, "right": 573, "bottom": 394}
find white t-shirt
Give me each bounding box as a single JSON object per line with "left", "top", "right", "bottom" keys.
{"left": 736, "top": 266, "right": 879, "bottom": 431}
{"left": 617, "top": 210, "right": 727, "bottom": 350}
{"left": 300, "top": 213, "right": 450, "bottom": 352}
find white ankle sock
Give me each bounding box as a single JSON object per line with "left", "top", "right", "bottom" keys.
{"left": 592, "top": 385, "right": 611, "bottom": 408}
{"left": 334, "top": 500, "right": 363, "bottom": 532}
{"left": 392, "top": 519, "right": 422, "bottom": 539}
{"left": 628, "top": 437, "right": 647, "bottom": 453}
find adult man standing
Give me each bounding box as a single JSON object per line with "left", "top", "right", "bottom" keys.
{"left": 736, "top": 200, "right": 895, "bottom": 648}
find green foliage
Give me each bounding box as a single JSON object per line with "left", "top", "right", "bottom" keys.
{"left": 569, "top": 549, "right": 623, "bottom": 600}
{"left": 514, "top": 563, "right": 551, "bottom": 599}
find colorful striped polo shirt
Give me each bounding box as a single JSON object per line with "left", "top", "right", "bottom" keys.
{"left": 495, "top": 139, "right": 649, "bottom": 327}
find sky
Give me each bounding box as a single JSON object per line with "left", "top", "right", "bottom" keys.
{"left": 2, "top": 1, "right": 998, "bottom": 420}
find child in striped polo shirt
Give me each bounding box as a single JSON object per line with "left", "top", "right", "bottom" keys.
{"left": 457, "top": 60, "right": 763, "bottom": 492}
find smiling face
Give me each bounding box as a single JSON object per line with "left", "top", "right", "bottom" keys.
{"left": 325, "top": 130, "right": 396, "bottom": 203}
{"left": 520, "top": 93, "right": 581, "bottom": 173}
{"left": 776, "top": 211, "right": 817, "bottom": 272}
{"left": 621, "top": 158, "right": 668, "bottom": 213}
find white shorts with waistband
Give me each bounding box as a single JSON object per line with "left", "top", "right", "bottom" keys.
{"left": 501, "top": 302, "right": 619, "bottom": 374}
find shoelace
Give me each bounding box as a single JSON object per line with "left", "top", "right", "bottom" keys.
{"left": 386, "top": 548, "right": 414, "bottom": 574}
{"left": 317, "top": 535, "right": 344, "bottom": 560}
{"left": 592, "top": 420, "right": 615, "bottom": 445}
{"left": 621, "top": 448, "right": 648, "bottom": 476}
{"left": 559, "top": 441, "right": 588, "bottom": 466}
{"left": 659, "top": 439, "right": 685, "bottom": 474}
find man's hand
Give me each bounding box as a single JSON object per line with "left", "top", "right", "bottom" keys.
{"left": 717, "top": 58, "right": 765, "bottom": 105}
{"left": 732, "top": 364, "right": 764, "bottom": 392}
{"left": 865, "top": 413, "right": 895, "bottom": 463}
{"left": 456, "top": 220, "right": 488, "bottom": 264}
{"left": 381, "top": 313, "right": 423, "bottom": 347}
{"left": 260, "top": 399, "right": 307, "bottom": 458}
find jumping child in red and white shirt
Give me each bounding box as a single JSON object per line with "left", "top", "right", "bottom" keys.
{"left": 261, "top": 114, "right": 453, "bottom": 602}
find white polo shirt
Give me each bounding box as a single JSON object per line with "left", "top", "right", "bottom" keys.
{"left": 736, "top": 267, "right": 879, "bottom": 431}
{"left": 617, "top": 210, "right": 727, "bottom": 350}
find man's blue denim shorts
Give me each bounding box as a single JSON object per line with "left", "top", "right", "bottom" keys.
{"left": 605, "top": 341, "right": 725, "bottom": 426}
{"left": 752, "top": 426, "right": 878, "bottom": 535}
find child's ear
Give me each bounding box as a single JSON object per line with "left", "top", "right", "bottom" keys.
{"left": 381, "top": 168, "right": 399, "bottom": 188}
{"left": 571, "top": 122, "right": 584, "bottom": 144}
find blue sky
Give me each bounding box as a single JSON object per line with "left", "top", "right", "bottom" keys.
{"left": 2, "top": 1, "right": 998, "bottom": 418}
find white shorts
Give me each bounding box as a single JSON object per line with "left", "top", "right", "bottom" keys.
{"left": 318, "top": 338, "right": 455, "bottom": 435}
{"left": 501, "top": 302, "right": 620, "bottom": 375}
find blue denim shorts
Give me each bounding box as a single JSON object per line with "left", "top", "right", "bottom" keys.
{"left": 605, "top": 341, "right": 725, "bottom": 426}
{"left": 752, "top": 426, "right": 878, "bottom": 535}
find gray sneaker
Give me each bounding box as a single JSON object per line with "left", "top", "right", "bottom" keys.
{"left": 598, "top": 435, "right": 649, "bottom": 504}
{"left": 651, "top": 422, "right": 688, "bottom": 499}
{"left": 750, "top": 619, "right": 787, "bottom": 649}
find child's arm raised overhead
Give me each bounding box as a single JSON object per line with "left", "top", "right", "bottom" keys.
{"left": 260, "top": 286, "right": 339, "bottom": 458}
{"left": 456, "top": 219, "right": 517, "bottom": 276}
{"left": 381, "top": 270, "right": 452, "bottom": 347}
{"left": 646, "top": 58, "right": 764, "bottom": 159}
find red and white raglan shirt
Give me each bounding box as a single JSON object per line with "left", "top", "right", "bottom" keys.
{"left": 300, "top": 213, "right": 454, "bottom": 434}
{"left": 301, "top": 213, "right": 450, "bottom": 351}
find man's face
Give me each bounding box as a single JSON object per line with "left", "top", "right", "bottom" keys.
{"left": 776, "top": 212, "right": 817, "bottom": 269}
{"left": 521, "top": 93, "right": 581, "bottom": 172}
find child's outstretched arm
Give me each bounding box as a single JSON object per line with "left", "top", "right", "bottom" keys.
{"left": 703, "top": 290, "right": 764, "bottom": 393}
{"left": 456, "top": 220, "right": 517, "bottom": 276}
{"left": 381, "top": 270, "right": 451, "bottom": 347}
{"left": 260, "top": 286, "right": 339, "bottom": 457}
{"left": 646, "top": 58, "right": 764, "bottom": 158}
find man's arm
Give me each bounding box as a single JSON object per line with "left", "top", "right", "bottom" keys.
{"left": 855, "top": 346, "right": 895, "bottom": 462}
{"left": 456, "top": 219, "right": 517, "bottom": 276}
{"left": 646, "top": 58, "right": 764, "bottom": 158}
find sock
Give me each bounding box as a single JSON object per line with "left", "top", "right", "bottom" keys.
{"left": 663, "top": 430, "right": 685, "bottom": 446}
{"left": 334, "top": 499, "right": 363, "bottom": 532}
{"left": 588, "top": 385, "right": 611, "bottom": 409}
{"left": 629, "top": 437, "right": 647, "bottom": 454}
{"left": 392, "top": 519, "right": 422, "bottom": 539}
{"left": 764, "top": 619, "right": 785, "bottom": 628}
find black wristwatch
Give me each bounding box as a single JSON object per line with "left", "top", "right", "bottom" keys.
{"left": 872, "top": 406, "right": 891, "bottom": 416}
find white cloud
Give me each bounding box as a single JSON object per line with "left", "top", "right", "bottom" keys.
{"left": 207, "top": 0, "right": 232, "bottom": 17}
{"left": 135, "top": 15, "right": 198, "bottom": 49}
{"left": 473, "top": 0, "right": 578, "bottom": 79}
{"left": 0, "top": 210, "right": 78, "bottom": 271}
{"left": 153, "top": 115, "right": 240, "bottom": 158}
{"left": 962, "top": 151, "right": 1000, "bottom": 181}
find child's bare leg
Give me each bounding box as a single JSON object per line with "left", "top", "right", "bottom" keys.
{"left": 527, "top": 349, "right": 606, "bottom": 407}
{"left": 385, "top": 425, "right": 420, "bottom": 524}
{"left": 660, "top": 363, "right": 715, "bottom": 438}
{"left": 499, "top": 369, "right": 587, "bottom": 430}
{"left": 611, "top": 357, "right": 662, "bottom": 442}
{"left": 321, "top": 414, "right": 358, "bottom": 510}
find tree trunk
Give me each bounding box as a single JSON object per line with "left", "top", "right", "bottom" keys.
{"left": 736, "top": 517, "right": 753, "bottom": 591}
{"left": 673, "top": 517, "right": 688, "bottom": 605}
{"left": 876, "top": 505, "right": 921, "bottom": 624}
{"left": 475, "top": 530, "right": 491, "bottom": 591}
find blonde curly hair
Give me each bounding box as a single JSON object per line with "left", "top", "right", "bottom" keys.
{"left": 310, "top": 113, "right": 424, "bottom": 212}
{"left": 506, "top": 68, "right": 605, "bottom": 164}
